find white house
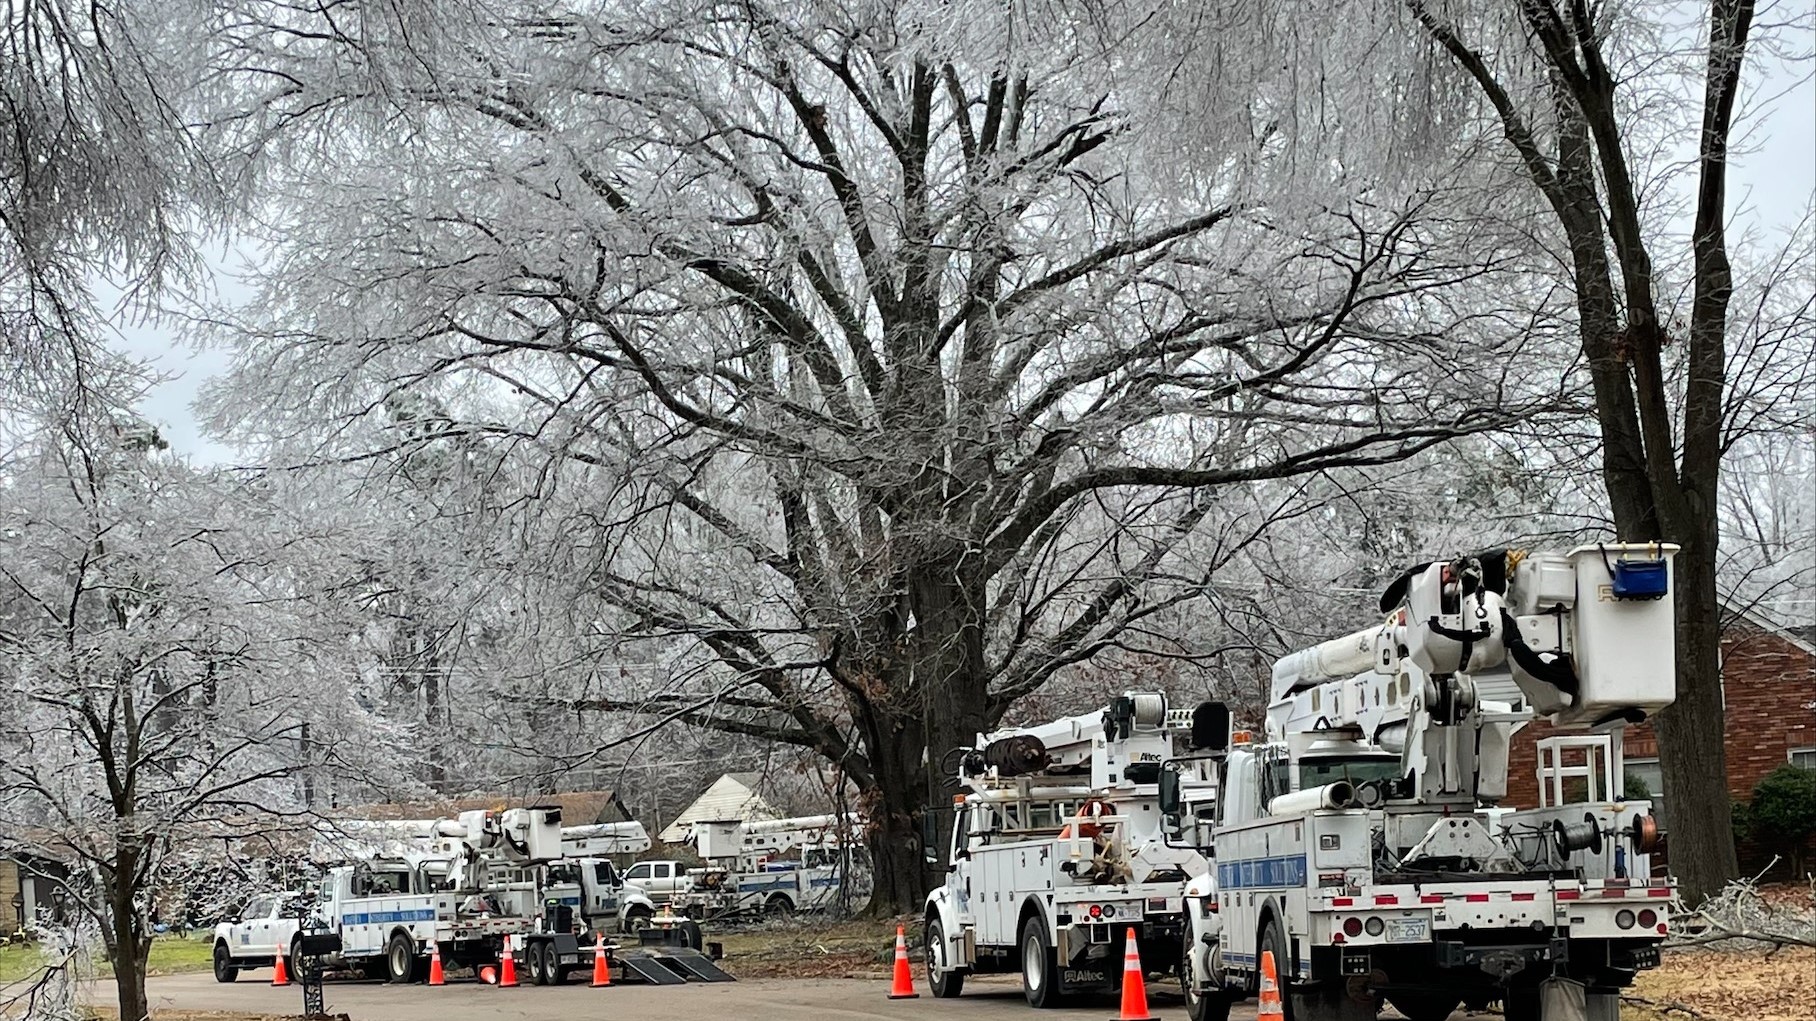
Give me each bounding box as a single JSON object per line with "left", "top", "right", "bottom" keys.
{"left": 656, "top": 772, "right": 781, "bottom": 843}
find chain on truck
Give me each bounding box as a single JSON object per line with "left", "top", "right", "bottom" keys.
{"left": 922, "top": 689, "right": 1232, "bottom": 1007}
{"left": 1174, "top": 543, "right": 1680, "bottom": 1021}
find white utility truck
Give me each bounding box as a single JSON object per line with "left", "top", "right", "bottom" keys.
{"left": 210, "top": 890, "right": 308, "bottom": 982}
{"left": 304, "top": 809, "right": 658, "bottom": 982}
{"left": 676, "top": 813, "right": 870, "bottom": 921}
{"left": 1174, "top": 544, "right": 1678, "bottom": 1021}
{"left": 923, "top": 691, "right": 1232, "bottom": 1007}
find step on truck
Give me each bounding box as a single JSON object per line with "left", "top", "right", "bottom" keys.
{"left": 1173, "top": 544, "right": 1678, "bottom": 1021}
{"left": 924, "top": 691, "right": 1231, "bottom": 1007}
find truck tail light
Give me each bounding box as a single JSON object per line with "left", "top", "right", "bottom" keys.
{"left": 1089, "top": 904, "right": 1102, "bottom": 919}
{"left": 1343, "top": 918, "right": 1363, "bottom": 937}
{"left": 1637, "top": 909, "right": 1657, "bottom": 928}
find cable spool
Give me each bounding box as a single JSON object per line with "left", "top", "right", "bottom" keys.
{"left": 1129, "top": 692, "right": 1167, "bottom": 726}
{"left": 1553, "top": 814, "right": 1604, "bottom": 856}
{"left": 1628, "top": 814, "right": 1664, "bottom": 854}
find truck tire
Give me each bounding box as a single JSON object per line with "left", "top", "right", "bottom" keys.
{"left": 1385, "top": 991, "right": 1461, "bottom": 1021}
{"left": 677, "top": 918, "right": 704, "bottom": 951}
{"left": 285, "top": 937, "right": 303, "bottom": 987}
{"left": 1019, "top": 914, "right": 1063, "bottom": 1009}
{"left": 624, "top": 906, "right": 653, "bottom": 932}
{"left": 526, "top": 942, "right": 548, "bottom": 986}
{"left": 764, "top": 894, "right": 795, "bottom": 921}
{"left": 925, "top": 917, "right": 965, "bottom": 998}
{"left": 385, "top": 931, "right": 419, "bottom": 984}
{"left": 1258, "top": 918, "right": 1293, "bottom": 1021}
{"left": 1181, "top": 929, "right": 1230, "bottom": 1021}
{"left": 212, "top": 942, "right": 239, "bottom": 983}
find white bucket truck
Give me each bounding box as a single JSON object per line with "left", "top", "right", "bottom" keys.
{"left": 1173, "top": 544, "right": 1678, "bottom": 1021}
{"left": 676, "top": 813, "right": 869, "bottom": 921}
{"left": 923, "top": 691, "right": 1231, "bottom": 1007}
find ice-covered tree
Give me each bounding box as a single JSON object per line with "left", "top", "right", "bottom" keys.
{"left": 200, "top": 0, "right": 1577, "bottom": 908}
{"left": 0, "top": 370, "right": 380, "bottom": 1021}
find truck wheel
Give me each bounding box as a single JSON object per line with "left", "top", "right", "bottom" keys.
{"left": 677, "top": 919, "right": 704, "bottom": 952}
{"left": 385, "top": 931, "right": 419, "bottom": 984}
{"left": 1385, "top": 991, "right": 1461, "bottom": 1021}
{"left": 625, "top": 906, "right": 653, "bottom": 933}
{"left": 1258, "top": 918, "right": 1293, "bottom": 1021}
{"left": 1019, "top": 914, "right": 1063, "bottom": 1008}
{"left": 526, "top": 942, "right": 547, "bottom": 986}
{"left": 212, "top": 942, "right": 240, "bottom": 983}
{"left": 764, "top": 894, "right": 795, "bottom": 921}
{"left": 285, "top": 938, "right": 303, "bottom": 986}
{"left": 925, "top": 918, "right": 965, "bottom": 998}
{"left": 1181, "top": 929, "right": 1230, "bottom": 1021}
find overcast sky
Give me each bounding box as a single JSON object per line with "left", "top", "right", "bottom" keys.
{"left": 112, "top": 43, "right": 1815, "bottom": 467}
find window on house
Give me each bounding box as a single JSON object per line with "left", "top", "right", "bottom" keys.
{"left": 1790, "top": 748, "right": 1816, "bottom": 770}
{"left": 1625, "top": 758, "right": 1666, "bottom": 827}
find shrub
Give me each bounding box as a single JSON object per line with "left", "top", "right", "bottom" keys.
{"left": 1747, "top": 765, "right": 1816, "bottom": 875}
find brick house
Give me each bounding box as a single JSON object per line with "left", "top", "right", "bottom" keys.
{"left": 1502, "top": 607, "right": 1816, "bottom": 873}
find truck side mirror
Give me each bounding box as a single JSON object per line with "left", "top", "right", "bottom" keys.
{"left": 1191, "top": 701, "right": 1231, "bottom": 752}
{"left": 1158, "top": 766, "right": 1182, "bottom": 815}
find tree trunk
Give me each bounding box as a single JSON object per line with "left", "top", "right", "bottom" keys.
{"left": 861, "top": 561, "right": 993, "bottom": 916}
{"left": 1651, "top": 517, "right": 1739, "bottom": 902}
{"left": 109, "top": 849, "right": 151, "bottom": 1021}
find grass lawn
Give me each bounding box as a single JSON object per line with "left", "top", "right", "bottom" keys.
{"left": 0, "top": 935, "right": 216, "bottom": 984}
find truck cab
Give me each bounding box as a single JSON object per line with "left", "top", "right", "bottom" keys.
{"left": 538, "top": 857, "right": 659, "bottom": 932}
{"left": 621, "top": 860, "right": 690, "bottom": 906}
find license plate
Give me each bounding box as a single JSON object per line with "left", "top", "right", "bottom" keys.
{"left": 1385, "top": 918, "right": 1428, "bottom": 943}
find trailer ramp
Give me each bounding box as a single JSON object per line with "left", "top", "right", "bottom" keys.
{"left": 654, "top": 949, "right": 736, "bottom": 983}
{"left": 616, "top": 952, "right": 687, "bottom": 986}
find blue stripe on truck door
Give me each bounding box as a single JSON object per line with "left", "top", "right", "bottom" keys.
{"left": 341, "top": 908, "right": 438, "bottom": 925}
{"left": 1217, "top": 855, "right": 1307, "bottom": 890}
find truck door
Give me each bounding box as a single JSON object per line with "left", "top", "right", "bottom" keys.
{"left": 239, "top": 897, "right": 271, "bottom": 957}
{"left": 590, "top": 861, "right": 619, "bottom": 917}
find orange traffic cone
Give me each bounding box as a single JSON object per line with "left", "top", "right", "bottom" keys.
{"left": 427, "top": 939, "right": 445, "bottom": 986}
{"left": 498, "top": 934, "right": 520, "bottom": 988}
{"left": 887, "top": 924, "right": 919, "bottom": 999}
{"left": 1110, "top": 928, "right": 1157, "bottom": 1021}
{"left": 1257, "top": 949, "right": 1285, "bottom": 1021}
{"left": 270, "top": 946, "right": 291, "bottom": 987}
{"left": 590, "top": 933, "right": 612, "bottom": 988}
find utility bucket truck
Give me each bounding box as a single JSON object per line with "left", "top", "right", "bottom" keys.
{"left": 924, "top": 691, "right": 1232, "bottom": 1007}
{"left": 1173, "top": 544, "right": 1678, "bottom": 1021}
{"left": 677, "top": 814, "right": 870, "bottom": 921}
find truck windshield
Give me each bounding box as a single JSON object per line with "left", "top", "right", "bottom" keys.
{"left": 1300, "top": 756, "right": 1402, "bottom": 788}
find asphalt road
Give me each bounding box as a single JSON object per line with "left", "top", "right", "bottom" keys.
{"left": 138, "top": 971, "right": 1255, "bottom": 1021}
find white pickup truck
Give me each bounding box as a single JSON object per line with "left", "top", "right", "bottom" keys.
{"left": 620, "top": 860, "right": 691, "bottom": 908}
{"left": 211, "top": 892, "right": 307, "bottom": 982}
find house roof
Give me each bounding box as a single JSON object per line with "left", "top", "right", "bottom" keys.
{"left": 1722, "top": 602, "right": 1816, "bottom": 658}
{"left": 656, "top": 774, "right": 780, "bottom": 843}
